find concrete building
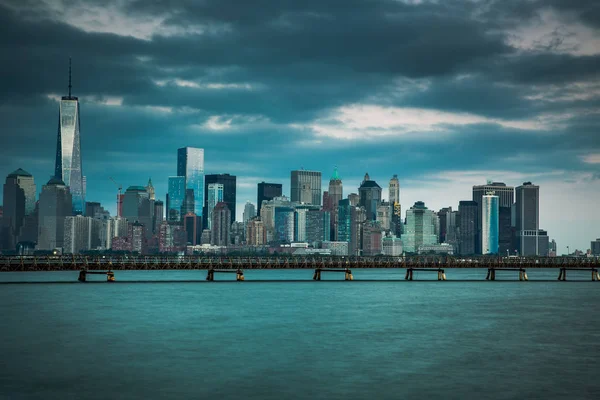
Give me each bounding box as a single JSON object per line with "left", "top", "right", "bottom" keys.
{"left": 376, "top": 201, "right": 391, "bottom": 231}
{"left": 362, "top": 221, "right": 384, "bottom": 256}
{"left": 591, "top": 239, "right": 600, "bottom": 256}
{"left": 290, "top": 170, "right": 322, "bottom": 206}
{"left": 418, "top": 243, "right": 454, "bottom": 255}
{"left": 2, "top": 169, "right": 36, "bottom": 250}
{"left": 211, "top": 202, "right": 231, "bottom": 246}
{"left": 37, "top": 178, "right": 72, "bottom": 251}
{"left": 322, "top": 241, "right": 349, "bottom": 256}
{"left": 106, "top": 216, "right": 128, "bottom": 250}
{"left": 515, "top": 182, "right": 548, "bottom": 256}
{"left": 243, "top": 201, "right": 256, "bottom": 229}
{"left": 382, "top": 236, "right": 403, "bottom": 256}
{"left": 64, "top": 215, "right": 92, "bottom": 254}
{"left": 122, "top": 185, "right": 152, "bottom": 239}
{"left": 246, "top": 218, "right": 266, "bottom": 246}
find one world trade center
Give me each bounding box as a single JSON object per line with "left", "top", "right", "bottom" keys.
{"left": 55, "top": 58, "right": 84, "bottom": 214}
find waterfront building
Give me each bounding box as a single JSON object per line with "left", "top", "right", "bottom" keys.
{"left": 290, "top": 170, "right": 321, "bottom": 206}
{"left": 358, "top": 173, "right": 382, "bottom": 221}
{"left": 64, "top": 215, "right": 92, "bottom": 254}
{"left": 382, "top": 236, "right": 403, "bottom": 256}
{"left": 515, "top": 182, "right": 548, "bottom": 256}
{"left": 473, "top": 182, "right": 514, "bottom": 253}
{"left": 402, "top": 201, "right": 438, "bottom": 253}
{"left": 246, "top": 218, "right": 266, "bottom": 246}
{"left": 37, "top": 178, "right": 72, "bottom": 251}
{"left": 55, "top": 60, "right": 84, "bottom": 215}
{"left": 322, "top": 241, "right": 349, "bottom": 256}
{"left": 304, "top": 210, "right": 330, "bottom": 247}
{"left": 458, "top": 201, "right": 477, "bottom": 255}
{"left": 204, "top": 174, "right": 236, "bottom": 226}
{"left": 257, "top": 182, "right": 282, "bottom": 216}
{"left": 2, "top": 169, "right": 35, "bottom": 249}
{"left": 389, "top": 175, "right": 401, "bottom": 238}
{"left": 206, "top": 183, "right": 224, "bottom": 230}
{"left": 418, "top": 243, "right": 454, "bottom": 255}
{"left": 243, "top": 201, "right": 256, "bottom": 229}
{"left": 177, "top": 147, "right": 204, "bottom": 217}
{"left": 481, "top": 193, "right": 499, "bottom": 255}
{"left": 211, "top": 202, "right": 231, "bottom": 246}
{"left": 200, "top": 229, "right": 211, "bottom": 245}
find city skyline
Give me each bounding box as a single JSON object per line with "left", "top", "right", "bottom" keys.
{"left": 0, "top": 0, "right": 599, "bottom": 252}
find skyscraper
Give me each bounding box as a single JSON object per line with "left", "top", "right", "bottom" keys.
{"left": 204, "top": 174, "right": 236, "bottom": 226}
{"left": 37, "top": 177, "right": 72, "bottom": 251}
{"left": 402, "top": 201, "right": 439, "bottom": 253}
{"left": 146, "top": 178, "right": 155, "bottom": 201}
{"left": 257, "top": 182, "right": 282, "bottom": 216}
{"left": 2, "top": 169, "right": 35, "bottom": 249}
{"left": 515, "top": 182, "right": 548, "bottom": 256}
{"left": 358, "top": 173, "right": 382, "bottom": 221}
{"left": 243, "top": 201, "right": 256, "bottom": 228}
{"left": 64, "top": 215, "right": 92, "bottom": 254}
{"left": 153, "top": 200, "right": 164, "bottom": 234}
{"left": 481, "top": 193, "right": 499, "bottom": 255}
{"left": 177, "top": 147, "right": 204, "bottom": 217}
{"left": 290, "top": 170, "right": 322, "bottom": 205}
{"left": 328, "top": 168, "right": 343, "bottom": 206}
{"left": 472, "top": 182, "right": 514, "bottom": 254}
{"left": 167, "top": 177, "right": 186, "bottom": 222}
{"left": 274, "top": 206, "right": 295, "bottom": 244}
{"left": 206, "top": 183, "right": 224, "bottom": 230}
{"left": 55, "top": 59, "right": 84, "bottom": 215}
{"left": 122, "top": 186, "right": 152, "bottom": 239}
{"left": 211, "top": 202, "right": 230, "bottom": 246}
{"left": 246, "top": 218, "right": 266, "bottom": 246}
{"left": 389, "top": 175, "right": 400, "bottom": 205}
{"left": 458, "top": 201, "right": 478, "bottom": 255}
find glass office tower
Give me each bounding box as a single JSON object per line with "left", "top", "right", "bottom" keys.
{"left": 167, "top": 177, "right": 186, "bottom": 222}
{"left": 481, "top": 194, "right": 499, "bottom": 255}
{"left": 177, "top": 147, "right": 204, "bottom": 217}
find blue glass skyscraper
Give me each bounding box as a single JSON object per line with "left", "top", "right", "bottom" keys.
{"left": 177, "top": 147, "right": 204, "bottom": 218}
{"left": 167, "top": 177, "right": 186, "bottom": 222}
{"left": 481, "top": 193, "right": 499, "bottom": 255}
{"left": 55, "top": 59, "right": 84, "bottom": 215}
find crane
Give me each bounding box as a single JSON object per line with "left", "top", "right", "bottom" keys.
{"left": 109, "top": 177, "right": 122, "bottom": 218}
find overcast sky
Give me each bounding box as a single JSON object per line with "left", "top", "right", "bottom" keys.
{"left": 0, "top": 0, "right": 599, "bottom": 252}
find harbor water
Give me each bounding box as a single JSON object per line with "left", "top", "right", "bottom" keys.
{"left": 1, "top": 269, "right": 599, "bottom": 399}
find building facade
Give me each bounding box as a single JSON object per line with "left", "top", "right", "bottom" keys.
{"left": 206, "top": 183, "right": 224, "bottom": 230}
{"left": 257, "top": 182, "right": 282, "bottom": 216}
{"left": 472, "top": 182, "right": 514, "bottom": 254}
{"left": 37, "top": 178, "right": 72, "bottom": 251}
{"left": 167, "top": 177, "right": 186, "bottom": 222}
{"left": 177, "top": 147, "right": 204, "bottom": 217}
{"left": 481, "top": 194, "right": 499, "bottom": 255}
{"left": 2, "top": 169, "right": 36, "bottom": 250}
{"left": 210, "top": 202, "right": 231, "bottom": 246}
{"left": 55, "top": 60, "right": 84, "bottom": 215}
{"left": 358, "top": 173, "right": 382, "bottom": 221}
{"left": 458, "top": 201, "right": 477, "bottom": 255}
{"left": 290, "top": 170, "right": 321, "bottom": 205}
{"left": 204, "top": 174, "right": 236, "bottom": 226}
{"left": 403, "top": 201, "right": 438, "bottom": 253}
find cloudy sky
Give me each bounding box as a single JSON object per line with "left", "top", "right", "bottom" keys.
{"left": 0, "top": 0, "right": 599, "bottom": 252}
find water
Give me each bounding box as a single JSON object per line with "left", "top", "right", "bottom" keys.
{"left": 1, "top": 269, "right": 599, "bottom": 399}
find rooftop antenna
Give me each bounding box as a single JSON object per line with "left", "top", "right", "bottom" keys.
{"left": 68, "top": 57, "right": 72, "bottom": 98}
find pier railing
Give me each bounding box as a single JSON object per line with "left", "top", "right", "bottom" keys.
{"left": 1, "top": 255, "right": 598, "bottom": 272}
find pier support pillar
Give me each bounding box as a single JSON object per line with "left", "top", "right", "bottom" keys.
{"left": 236, "top": 270, "right": 244, "bottom": 281}
{"left": 206, "top": 270, "right": 214, "bottom": 281}
{"left": 107, "top": 271, "right": 115, "bottom": 282}
{"left": 78, "top": 270, "right": 86, "bottom": 282}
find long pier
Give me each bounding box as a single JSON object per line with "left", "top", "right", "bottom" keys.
{"left": 1, "top": 255, "right": 598, "bottom": 272}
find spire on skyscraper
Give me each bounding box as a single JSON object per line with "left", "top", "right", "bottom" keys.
{"left": 68, "top": 57, "right": 72, "bottom": 98}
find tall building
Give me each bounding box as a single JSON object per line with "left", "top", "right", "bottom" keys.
{"left": 305, "top": 210, "right": 330, "bottom": 247}
{"left": 204, "top": 174, "right": 236, "bottom": 226}
{"left": 337, "top": 199, "right": 352, "bottom": 244}
{"left": 498, "top": 206, "right": 512, "bottom": 255}
{"left": 362, "top": 221, "right": 384, "bottom": 256}
{"left": 473, "top": 182, "right": 514, "bottom": 253}
{"left": 183, "top": 213, "right": 199, "bottom": 245}
{"left": 206, "top": 183, "right": 224, "bottom": 230}
{"left": 146, "top": 178, "right": 155, "bottom": 201}
{"left": 243, "top": 201, "right": 256, "bottom": 228}
{"left": 515, "top": 182, "right": 548, "bottom": 256}
{"left": 358, "top": 173, "right": 382, "bottom": 221}
{"left": 2, "top": 169, "right": 35, "bottom": 249}
{"left": 153, "top": 200, "right": 164, "bottom": 234}
{"left": 481, "top": 193, "right": 499, "bottom": 255}
{"left": 274, "top": 206, "right": 295, "bottom": 244}
{"left": 106, "top": 216, "right": 128, "bottom": 250}
{"left": 177, "top": 147, "right": 204, "bottom": 217}
{"left": 350, "top": 206, "right": 367, "bottom": 256}
{"left": 55, "top": 59, "right": 84, "bottom": 215}
{"left": 211, "top": 202, "right": 231, "bottom": 246}
{"left": 257, "top": 182, "right": 282, "bottom": 216}
{"left": 458, "top": 201, "right": 477, "bottom": 255}
{"left": 403, "top": 201, "right": 438, "bottom": 253}
{"left": 246, "top": 218, "right": 266, "bottom": 246}
{"left": 348, "top": 193, "right": 359, "bottom": 207}
{"left": 167, "top": 177, "right": 186, "bottom": 222}
{"left": 260, "top": 196, "right": 291, "bottom": 243}
{"left": 294, "top": 205, "right": 320, "bottom": 242}
{"left": 290, "top": 170, "right": 321, "bottom": 205}
{"left": 327, "top": 167, "right": 343, "bottom": 207}
{"left": 389, "top": 175, "right": 400, "bottom": 205}
{"left": 591, "top": 239, "right": 600, "bottom": 256}
{"left": 122, "top": 186, "right": 152, "bottom": 239}
{"left": 64, "top": 215, "right": 92, "bottom": 254}
{"left": 376, "top": 201, "right": 391, "bottom": 231}
{"left": 37, "top": 178, "right": 72, "bottom": 250}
